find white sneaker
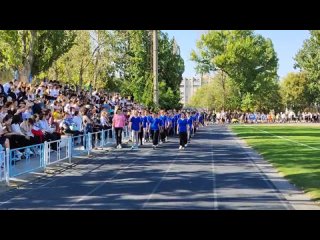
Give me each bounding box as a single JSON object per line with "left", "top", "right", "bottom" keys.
{"left": 185, "top": 144, "right": 188, "bottom": 147}
{"left": 179, "top": 146, "right": 182, "bottom": 150}
{"left": 119, "top": 144, "right": 122, "bottom": 149}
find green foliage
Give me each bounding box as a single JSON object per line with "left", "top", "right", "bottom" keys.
{"left": 32, "top": 30, "right": 76, "bottom": 75}
{"left": 280, "top": 72, "right": 310, "bottom": 111}
{"left": 0, "top": 30, "right": 76, "bottom": 78}
{"left": 294, "top": 31, "right": 320, "bottom": 105}
{"left": 0, "top": 30, "right": 183, "bottom": 109}
{"left": 111, "top": 30, "right": 184, "bottom": 108}
{"left": 191, "top": 30, "right": 279, "bottom": 110}
{"left": 159, "top": 81, "right": 183, "bottom": 110}
{"left": 240, "top": 93, "right": 255, "bottom": 112}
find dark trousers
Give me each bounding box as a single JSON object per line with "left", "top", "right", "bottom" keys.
{"left": 179, "top": 132, "right": 187, "bottom": 147}
{"left": 102, "top": 126, "right": 112, "bottom": 139}
{"left": 151, "top": 130, "right": 159, "bottom": 146}
{"left": 115, "top": 127, "right": 123, "bottom": 145}
{"left": 160, "top": 128, "right": 166, "bottom": 142}
{"left": 138, "top": 126, "right": 143, "bottom": 144}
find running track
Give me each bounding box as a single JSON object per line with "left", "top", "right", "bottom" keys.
{"left": 0, "top": 125, "right": 314, "bottom": 209}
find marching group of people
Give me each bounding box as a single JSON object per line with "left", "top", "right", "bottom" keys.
{"left": 115, "top": 108, "right": 205, "bottom": 150}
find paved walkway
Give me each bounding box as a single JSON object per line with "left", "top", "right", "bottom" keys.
{"left": 0, "top": 125, "right": 318, "bottom": 209}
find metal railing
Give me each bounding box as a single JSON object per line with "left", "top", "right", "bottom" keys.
{"left": 0, "top": 128, "right": 130, "bottom": 186}
{"left": 0, "top": 150, "right": 6, "bottom": 183}
{"left": 8, "top": 144, "right": 45, "bottom": 178}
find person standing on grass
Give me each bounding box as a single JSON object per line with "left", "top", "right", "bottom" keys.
{"left": 129, "top": 110, "right": 141, "bottom": 150}
{"left": 112, "top": 107, "right": 126, "bottom": 149}
{"left": 177, "top": 112, "right": 189, "bottom": 150}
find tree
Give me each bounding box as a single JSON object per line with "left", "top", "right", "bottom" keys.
{"left": 191, "top": 30, "right": 278, "bottom": 107}
{"left": 280, "top": 72, "right": 310, "bottom": 111}
{"left": 110, "top": 30, "right": 184, "bottom": 109}
{"left": 294, "top": 31, "right": 320, "bottom": 105}
{"left": 48, "top": 31, "right": 93, "bottom": 89}
{"left": 189, "top": 73, "right": 240, "bottom": 111}
{"left": 0, "top": 30, "right": 76, "bottom": 82}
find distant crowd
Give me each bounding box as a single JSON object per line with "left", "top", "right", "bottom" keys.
{"left": 204, "top": 111, "right": 320, "bottom": 124}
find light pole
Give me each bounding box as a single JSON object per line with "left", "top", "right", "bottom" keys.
{"left": 153, "top": 30, "right": 159, "bottom": 107}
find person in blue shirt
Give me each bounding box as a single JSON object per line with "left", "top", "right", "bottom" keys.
{"left": 137, "top": 111, "right": 145, "bottom": 146}
{"left": 186, "top": 112, "right": 193, "bottom": 143}
{"left": 159, "top": 110, "right": 167, "bottom": 144}
{"left": 150, "top": 112, "right": 161, "bottom": 149}
{"left": 146, "top": 111, "right": 153, "bottom": 142}
{"left": 177, "top": 112, "right": 189, "bottom": 150}
{"left": 142, "top": 110, "right": 148, "bottom": 143}
{"left": 199, "top": 112, "right": 204, "bottom": 127}
{"left": 129, "top": 110, "right": 141, "bottom": 149}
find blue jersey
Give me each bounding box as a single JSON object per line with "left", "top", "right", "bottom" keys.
{"left": 147, "top": 116, "right": 153, "bottom": 126}
{"left": 130, "top": 116, "right": 141, "bottom": 131}
{"left": 177, "top": 118, "right": 188, "bottom": 132}
{"left": 159, "top": 115, "right": 166, "bottom": 127}
{"left": 142, "top": 116, "right": 148, "bottom": 128}
{"left": 249, "top": 114, "right": 256, "bottom": 120}
{"left": 187, "top": 117, "right": 193, "bottom": 127}
{"left": 150, "top": 118, "right": 161, "bottom": 131}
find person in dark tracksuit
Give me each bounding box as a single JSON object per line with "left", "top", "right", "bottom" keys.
{"left": 150, "top": 112, "right": 161, "bottom": 150}
{"left": 177, "top": 112, "right": 189, "bottom": 150}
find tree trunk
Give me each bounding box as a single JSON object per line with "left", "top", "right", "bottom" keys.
{"left": 19, "top": 30, "right": 36, "bottom": 83}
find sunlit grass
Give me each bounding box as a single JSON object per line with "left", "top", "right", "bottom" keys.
{"left": 231, "top": 125, "right": 320, "bottom": 202}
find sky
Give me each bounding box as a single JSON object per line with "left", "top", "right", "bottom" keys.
{"left": 163, "top": 30, "right": 310, "bottom": 80}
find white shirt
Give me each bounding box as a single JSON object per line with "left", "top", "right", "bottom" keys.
{"left": 39, "top": 119, "right": 54, "bottom": 133}
{"left": 3, "top": 82, "right": 11, "bottom": 94}
{"left": 11, "top": 123, "right": 24, "bottom": 135}
{"left": 64, "top": 103, "right": 71, "bottom": 113}
{"left": 73, "top": 115, "right": 83, "bottom": 131}
{"left": 50, "top": 89, "right": 59, "bottom": 98}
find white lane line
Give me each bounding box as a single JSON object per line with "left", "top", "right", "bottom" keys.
{"left": 211, "top": 127, "right": 218, "bottom": 210}
{"left": 228, "top": 127, "right": 293, "bottom": 209}
{"left": 68, "top": 159, "right": 141, "bottom": 209}
{"left": 141, "top": 139, "right": 184, "bottom": 209}
{"left": 141, "top": 158, "right": 177, "bottom": 209}
{"left": 245, "top": 126, "right": 320, "bottom": 151}
{"left": 0, "top": 151, "right": 131, "bottom": 208}
{"left": 68, "top": 147, "right": 157, "bottom": 209}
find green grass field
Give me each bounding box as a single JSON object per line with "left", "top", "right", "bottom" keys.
{"left": 230, "top": 125, "right": 320, "bottom": 202}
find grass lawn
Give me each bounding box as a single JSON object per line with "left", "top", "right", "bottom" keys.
{"left": 230, "top": 125, "right": 320, "bottom": 202}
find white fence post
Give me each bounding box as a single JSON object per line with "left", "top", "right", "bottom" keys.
{"left": 102, "top": 130, "right": 105, "bottom": 147}
{"left": 43, "top": 141, "right": 48, "bottom": 168}
{"left": 68, "top": 137, "right": 72, "bottom": 163}
{"left": 87, "top": 133, "right": 92, "bottom": 156}
{"left": 5, "top": 148, "right": 10, "bottom": 186}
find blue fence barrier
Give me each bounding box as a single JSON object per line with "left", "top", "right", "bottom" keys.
{"left": 0, "top": 128, "right": 130, "bottom": 185}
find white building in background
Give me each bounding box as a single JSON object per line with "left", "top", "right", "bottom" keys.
{"left": 180, "top": 77, "right": 202, "bottom": 106}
